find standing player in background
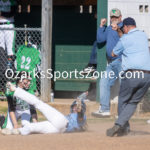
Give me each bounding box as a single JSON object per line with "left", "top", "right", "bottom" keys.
{"left": 0, "top": 0, "right": 18, "bottom": 91}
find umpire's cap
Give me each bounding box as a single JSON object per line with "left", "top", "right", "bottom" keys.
{"left": 123, "top": 17, "right": 136, "bottom": 26}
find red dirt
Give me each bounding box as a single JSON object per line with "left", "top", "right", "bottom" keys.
{"left": 1, "top": 120, "right": 150, "bottom": 150}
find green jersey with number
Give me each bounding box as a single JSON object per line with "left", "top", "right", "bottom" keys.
{"left": 16, "top": 45, "right": 41, "bottom": 92}
{"left": 16, "top": 45, "right": 40, "bottom": 72}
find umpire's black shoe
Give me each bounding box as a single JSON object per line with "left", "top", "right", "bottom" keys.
{"left": 106, "top": 125, "right": 122, "bottom": 137}
{"left": 117, "top": 128, "right": 130, "bottom": 136}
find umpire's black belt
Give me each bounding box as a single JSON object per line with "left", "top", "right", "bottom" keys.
{"left": 0, "top": 22, "right": 14, "bottom": 25}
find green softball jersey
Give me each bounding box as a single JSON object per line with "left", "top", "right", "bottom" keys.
{"left": 16, "top": 45, "right": 41, "bottom": 93}
{"left": 16, "top": 45, "right": 40, "bottom": 73}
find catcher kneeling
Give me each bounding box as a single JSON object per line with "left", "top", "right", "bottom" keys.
{"left": 1, "top": 74, "right": 87, "bottom": 135}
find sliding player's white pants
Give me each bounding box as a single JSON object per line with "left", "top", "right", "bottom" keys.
{"left": 14, "top": 88, "right": 68, "bottom": 135}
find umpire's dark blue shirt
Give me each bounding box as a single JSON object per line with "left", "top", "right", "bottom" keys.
{"left": 97, "top": 22, "right": 123, "bottom": 60}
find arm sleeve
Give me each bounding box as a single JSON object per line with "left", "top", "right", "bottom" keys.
{"left": 7, "top": 96, "right": 16, "bottom": 112}
{"left": 113, "top": 40, "right": 124, "bottom": 56}
{"left": 97, "top": 26, "right": 107, "bottom": 43}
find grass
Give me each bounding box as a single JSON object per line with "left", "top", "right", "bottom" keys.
{"left": 0, "top": 102, "right": 8, "bottom": 114}
{"left": 0, "top": 107, "right": 8, "bottom": 114}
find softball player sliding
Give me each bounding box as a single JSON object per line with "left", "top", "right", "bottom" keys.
{"left": 1, "top": 78, "right": 87, "bottom": 135}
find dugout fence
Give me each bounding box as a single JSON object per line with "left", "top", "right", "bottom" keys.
{"left": 0, "top": 27, "right": 42, "bottom": 99}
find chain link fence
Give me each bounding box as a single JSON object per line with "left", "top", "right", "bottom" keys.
{"left": 0, "top": 27, "right": 150, "bottom": 115}
{"left": 0, "top": 27, "right": 42, "bottom": 100}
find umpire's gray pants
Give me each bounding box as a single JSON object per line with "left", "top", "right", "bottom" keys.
{"left": 115, "top": 72, "right": 150, "bottom": 127}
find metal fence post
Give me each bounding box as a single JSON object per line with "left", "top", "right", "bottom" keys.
{"left": 41, "top": 0, "right": 53, "bottom": 102}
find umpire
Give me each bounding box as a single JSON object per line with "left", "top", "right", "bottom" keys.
{"left": 107, "top": 17, "right": 150, "bottom": 137}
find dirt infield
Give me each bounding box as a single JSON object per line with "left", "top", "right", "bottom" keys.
{"left": 1, "top": 119, "right": 150, "bottom": 150}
